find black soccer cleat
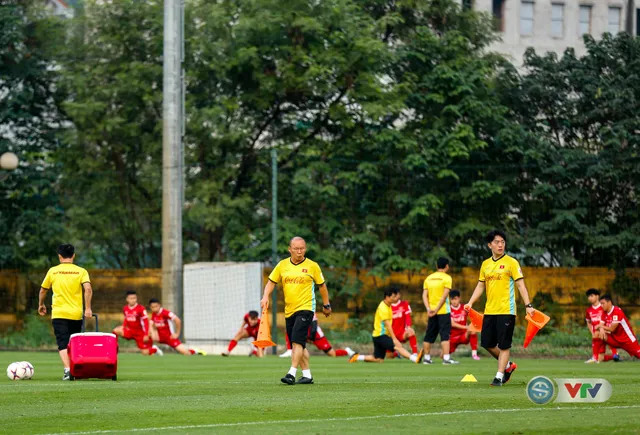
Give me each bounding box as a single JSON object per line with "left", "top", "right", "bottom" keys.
{"left": 613, "top": 354, "right": 621, "bottom": 362}
{"left": 503, "top": 361, "right": 517, "bottom": 384}
{"left": 490, "top": 377, "right": 503, "bottom": 387}
{"left": 280, "top": 374, "right": 296, "bottom": 385}
{"left": 296, "top": 377, "right": 314, "bottom": 385}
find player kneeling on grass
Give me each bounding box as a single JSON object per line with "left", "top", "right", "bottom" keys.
{"left": 112, "top": 291, "right": 162, "bottom": 356}
{"left": 449, "top": 290, "right": 480, "bottom": 360}
{"left": 596, "top": 294, "right": 640, "bottom": 360}
{"left": 222, "top": 311, "right": 263, "bottom": 357}
{"left": 149, "top": 299, "right": 205, "bottom": 356}
{"left": 390, "top": 288, "right": 419, "bottom": 357}
{"left": 280, "top": 313, "right": 355, "bottom": 358}
{"left": 584, "top": 288, "right": 619, "bottom": 363}
{"left": 349, "top": 289, "right": 420, "bottom": 363}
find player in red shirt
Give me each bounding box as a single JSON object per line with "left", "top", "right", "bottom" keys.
{"left": 596, "top": 294, "right": 640, "bottom": 360}
{"left": 222, "top": 311, "right": 264, "bottom": 357}
{"left": 279, "top": 313, "right": 355, "bottom": 358}
{"left": 391, "top": 288, "right": 418, "bottom": 356}
{"left": 584, "top": 288, "right": 618, "bottom": 363}
{"left": 449, "top": 290, "right": 480, "bottom": 360}
{"left": 148, "top": 299, "right": 205, "bottom": 356}
{"left": 112, "top": 291, "right": 161, "bottom": 356}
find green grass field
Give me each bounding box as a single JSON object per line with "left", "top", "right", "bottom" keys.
{"left": 1, "top": 352, "right": 639, "bottom": 434}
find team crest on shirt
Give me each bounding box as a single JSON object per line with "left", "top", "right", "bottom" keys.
{"left": 500, "top": 265, "right": 505, "bottom": 269}
{"left": 302, "top": 269, "right": 308, "bottom": 273}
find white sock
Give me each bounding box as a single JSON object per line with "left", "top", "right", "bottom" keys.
{"left": 302, "top": 369, "right": 312, "bottom": 379}
{"left": 424, "top": 354, "right": 431, "bottom": 361}
{"left": 472, "top": 350, "right": 478, "bottom": 356}
{"left": 443, "top": 354, "right": 450, "bottom": 361}
{"left": 357, "top": 355, "right": 365, "bottom": 361}
{"left": 496, "top": 372, "right": 504, "bottom": 381}
{"left": 410, "top": 354, "right": 418, "bottom": 362}
{"left": 64, "top": 368, "right": 70, "bottom": 373}
{"left": 288, "top": 367, "right": 297, "bottom": 377}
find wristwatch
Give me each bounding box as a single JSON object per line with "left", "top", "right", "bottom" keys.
{"left": 323, "top": 303, "right": 331, "bottom": 309}
{"left": 525, "top": 303, "right": 534, "bottom": 308}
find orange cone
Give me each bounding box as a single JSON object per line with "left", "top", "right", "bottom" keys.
{"left": 523, "top": 310, "right": 550, "bottom": 348}
{"left": 468, "top": 308, "right": 484, "bottom": 332}
{"left": 252, "top": 308, "right": 276, "bottom": 348}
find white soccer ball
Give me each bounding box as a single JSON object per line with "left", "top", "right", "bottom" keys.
{"left": 19, "top": 362, "right": 34, "bottom": 379}
{"left": 6, "top": 362, "right": 28, "bottom": 380}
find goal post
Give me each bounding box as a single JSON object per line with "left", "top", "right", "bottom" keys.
{"left": 183, "top": 262, "right": 263, "bottom": 354}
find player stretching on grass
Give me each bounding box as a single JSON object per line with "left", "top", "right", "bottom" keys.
{"left": 596, "top": 294, "right": 640, "bottom": 360}
{"left": 465, "top": 230, "right": 535, "bottom": 387}
{"left": 222, "top": 311, "right": 263, "bottom": 357}
{"left": 391, "top": 288, "right": 419, "bottom": 357}
{"left": 112, "top": 291, "right": 162, "bottom": 356}
{"left": 584, "top": 289, "right": 619, "bottom": 363}
{"left": 449, "top": 290, "right": 480, "bottom": 360}
{"left": 419, "top": 257, "right": 458, "bottom": 364}
{"left": 349, "top": 289, "right": 420, "bottom": 363}
{"left": 261, "top": 237, "right": 331, "bottom": 385}
{"left": 280, "top": 313, "right": 355, "bottom": 358}
{"left": 149, "top": 299, "right": 205, "bottom": 356}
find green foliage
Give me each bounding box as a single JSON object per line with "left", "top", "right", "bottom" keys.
{"left": 0, "top": 314, "right": 54, "bottom": 349}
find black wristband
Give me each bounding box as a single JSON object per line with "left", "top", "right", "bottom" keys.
{"left": 323, "top": 303, "right": 331, "bottom": 309}
{"left": 525, "top": 303, "right": 533, "bottom": 308}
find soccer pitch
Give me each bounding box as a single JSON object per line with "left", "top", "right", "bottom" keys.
{"left": 1, "top": 352, "right": 639, "bottom": 434}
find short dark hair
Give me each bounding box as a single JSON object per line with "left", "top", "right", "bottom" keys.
{"left": 57, "top": 244, "right": 75, "bottom": 259}
{"left": 585, "top": 288, "right": 600, "bottom": 297}
{"left": 125, "top": 290, "right": 137, "bottom": 296}
{"left": 383, "top": 288, "right": 395, "bottom": 298}
{"left": 450, "top": 289, "right": 461, "bottom": 298}
{"left": 149, "top": 298, "right": 161, "bottom": 305}
{"left": 486, "top": 229, "right": 507, "bottom": 244}
{"left": 599, "top": 294, "right": 613, "bottom": 302}
{"left": 390, "top": 286, "right": 400, "bottom": 295}
{"left": 248, "top": 310, "right": 259, "bottom": 318}
{"left": 437, "top": 257, "right": 449, "bottom": 269}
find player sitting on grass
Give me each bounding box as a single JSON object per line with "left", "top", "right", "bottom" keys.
{"left": 279, "top": 313, "right": 355, "bottom": 358}
{"left": 349, "top": 289, "right": 420, "bottom": 363}
{"left": 112, "top": 291, "right": 162, "bottom": 356}
{"left": 584, "top": 288, "right": 619, "bottom": 363}
{"left": 449, "top": 290, "right": 480, "bottom": 360}
{"left": 222, "top": 311, "right": 263, "bottom": 357}
{"left": 149, "top": 299, "right": 205, "bottom": 356}
{"left": 390, "top": 288, "right": 418, "bottom": 357}
{"left": 596, "top": 294, "right": 640, "bottom": 360}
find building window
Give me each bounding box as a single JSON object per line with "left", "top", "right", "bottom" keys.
{"left": 551, "top": 3, "right": 564, "bottom": 37}
{"left": 636, "top": 8, "right": 640, "bottom": 36}
{"left": 520, "top": 1, "right": 534, "bottom": 35}
{"left": 493, "top": 0, "right": 505, "bottom": 31}
{"left": 608, "top": 6, "right": 621, "bottom": 35}
{"left": 463, "top": 0, "right": 473, "bottom": 10}
{"left": 579, "top": 5, "right": 592, "bottom": 35}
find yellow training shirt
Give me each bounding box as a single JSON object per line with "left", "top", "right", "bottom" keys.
{"left": 479, "top": 254, "right": 523, "bottom": 315}
{"left": 41, "top": 263, "right": 91, "bottom": 320}
{"left": 423, "top": 271, "right": 452, "bottom": 315}
{"left": 372, "top": 300, "right": 393, "bottom": 337}
{"left": 269, "top": 257, "right": 325, "bottom": 318}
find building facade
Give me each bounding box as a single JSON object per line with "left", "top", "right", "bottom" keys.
{"left": 471, "top": 0, "right": 637, "bottom": 65}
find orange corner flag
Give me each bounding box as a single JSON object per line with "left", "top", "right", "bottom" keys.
{"left": 468, "top": 308, "right": 484, "bottom": 333}
{"left": 252, "top": 308, "right": 276, "bottom": 348}
{"left": 523, "top": 310, "right": 550, "bottom": 348}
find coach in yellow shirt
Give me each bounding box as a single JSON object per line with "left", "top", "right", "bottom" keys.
{"left": 465, "top": 230, "right": 534, "bottom": 387}
{"left": 419, "top": 257, "right": 458, "bottom": 365}
{"left": 38, "top": 244, "right": 93, "bottom": 381}
{"left": 261, "top": 237, "right": 331, "bottom": 385}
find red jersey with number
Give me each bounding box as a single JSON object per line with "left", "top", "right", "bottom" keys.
{"left": 450, "top": 304, "right": 468, "bottom": 340}
{"left": 151, "top": 308, "right": 176, "bottom": 338}
{"left": 123, "top": 304, "right": 149, "bottom": 334}
{"left": 603, "top": 306, "right": 637, "bottom": 344}
{"left": 391, "top": 300, "right": 412, "bottom": 337}
{"left": 585, "top": 304, "right": 604, "bottom": 333}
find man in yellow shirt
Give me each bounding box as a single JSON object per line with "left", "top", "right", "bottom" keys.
{"left": 261, "top": 237, "right": 331, "bottom": 385}
{"left": 348, "top": 289, "right": 419, "bottom": 363}
{"left": 465, "top": 230, "right": 535, "bottom": 387}
{"left": 419, "top": 257, "right": 458, "bottom": 364}
{"left": 38, "top": 244, "right": 93, "bottom": 381}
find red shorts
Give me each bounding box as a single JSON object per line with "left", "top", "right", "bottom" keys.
{"left": 158, "top": 333, "right": 182, "bottom": 348}
{"left": 123, "top": 327, "right": 153, "bottom": 350}
{"left": 450, "top": 332, "right": 478, "bottom": 353}
{"left": 245, "top": 326, "right": 259, "bottom": 340}
{"left": 394, "top": 328, "right": 408, "bottom": 342}
{"left": 313, "top": 336, "right": 332, "bottom": 352}
{"left": 596, "top": 336, "right": 640, "bottom": 359}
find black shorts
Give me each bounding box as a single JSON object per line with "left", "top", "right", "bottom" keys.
{"left": 52, "top": 318, "right": 82, "bottom": 351}
{"left": 285, "top": 310, "right": 314, "bottom": 349}
{"left": 481, "top": 314, "right": 516, "bottom": 350}
{"left": 423, "top": 313, "right": 451, "bottom": 343}
{"left": 372, "top": 335, "right": 395, "bottom": 359}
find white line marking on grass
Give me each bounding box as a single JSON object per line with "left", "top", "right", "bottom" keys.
{"left": 42, "top": 404, "right": 640, "bottom": 435}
